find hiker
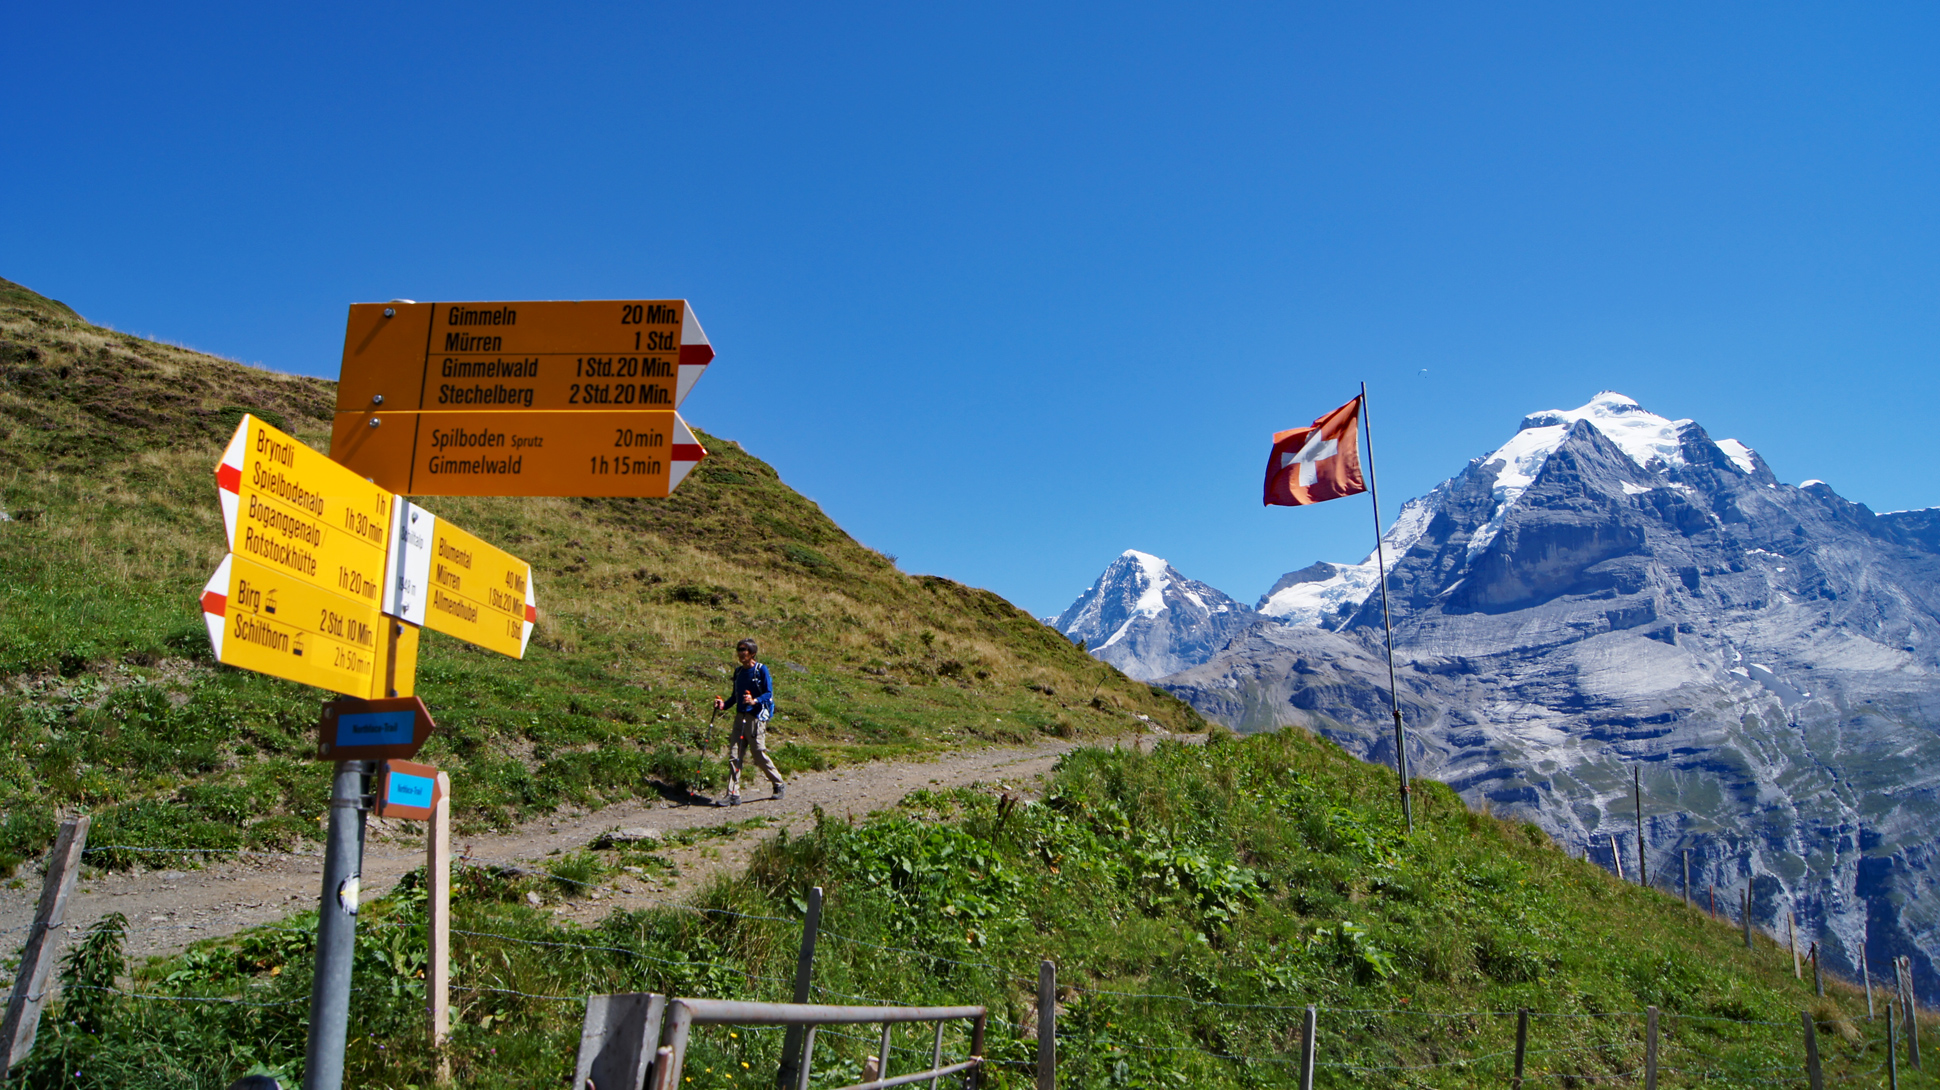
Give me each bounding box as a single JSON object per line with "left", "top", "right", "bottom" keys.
{"left": 715, "top": 637, "right": 785, "bottom": 806}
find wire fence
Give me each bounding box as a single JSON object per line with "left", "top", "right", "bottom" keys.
{"left": 8, "top": 845, "right": 1929, "bottom": 1088}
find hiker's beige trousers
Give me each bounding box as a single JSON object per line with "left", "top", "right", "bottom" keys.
{"left": 728, "top": 710, "right": 784, "bottom": 795}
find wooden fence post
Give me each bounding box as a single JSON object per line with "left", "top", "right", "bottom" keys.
{"left": 1037, "top": 960, "right": 1056, "bottom": 1090}
{"left": 1901, "top": 957, "right": 1921, "bottom": 1070}
{"left": 1611, "top": 835, "right": 1625, "bottom": 881}
{"left": 1644, "top": 1006, "right": 1659, "bottom": 1090}
{"left": 2, "top": 816, "right": 90, "bottom": 1073}
{"left": 1743, "top": 886, "right": 1754, "bottom": 950}
{"left": 1863, "top": 942, "right": 1874, "bottom": 1020}
{"left": 1812, "top": 942, "right": 1823, "bottom": 997}
{"left": 1802, "top": 1010, "right": 1823, "bottom": 1090}
{"left": 1709, "top": 884, "right": 1716, "bottom": 919}
{"left": 1511, "top": 1008, "right": 1528, "bottom": 1090}
{"left": 776, "top": 886, "right": 823, "bottom": 1090}
{"left": 428, "top": 771, "right": 451, "bottom": 1079}
{"left": 1681, "top": 851, "right": 1690, "bottom": 906}
{"left": 1298, "top": 1005, "right": 1316, "bottom": 1090}
{"left": 1788, "top": 911, "right": 1801, "bottom": 979}
{"left": 1888, "top": 1003, "right": 1899, "bottom": 1090}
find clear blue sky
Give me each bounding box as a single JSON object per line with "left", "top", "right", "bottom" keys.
{"left": 6, "top": 3, "right": 1936, "bottom": 618}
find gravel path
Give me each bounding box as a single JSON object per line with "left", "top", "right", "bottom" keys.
{"left": 1, "top": 734, "right": 1189, "bottom": 963}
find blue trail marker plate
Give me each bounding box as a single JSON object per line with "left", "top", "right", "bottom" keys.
{"left": 374, "top": 759, "right": 443, "bottom": 821}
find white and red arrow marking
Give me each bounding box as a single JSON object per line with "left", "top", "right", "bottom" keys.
{"left": 670, "top": 414, "right": 708, "bottom": 492}
{"left": 216, "top": 416, "right": 249, "bottom": 547}
{"left": 676, "top": 306, "right": 714, "bottom": 408}
{"left": 200, "top": 554, "right": 233, "bottom": 659}
{"left": 520, "top": 574, "right": 537, "bottom": 655}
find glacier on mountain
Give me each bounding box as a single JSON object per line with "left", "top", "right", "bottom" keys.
{"left": 1250, "top": 392, "right": 1770, "bottom": 622}
{"left": 1047, "top": 391, "right": 1940, "bottom": 1001}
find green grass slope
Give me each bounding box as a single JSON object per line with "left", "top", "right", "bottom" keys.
{"left": 17, "top": 729, "right": 1934, "bottom": 1088}
{"left": 0, "top": 277, "right": 1201, "bottom": 871}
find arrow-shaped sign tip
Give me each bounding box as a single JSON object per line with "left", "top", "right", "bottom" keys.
{"left": 669, "top": 414, "right": 707, "bottom": 492}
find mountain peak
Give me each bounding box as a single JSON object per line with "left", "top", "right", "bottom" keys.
{"left": 1500, "top": 392, "right": 1692, "bottom": 488}
{"left": 1150, "top": 393, "right": 1940, "bottom": 999}
{"left": 1052, "top": 551, "right": 1258, "bottom": 680}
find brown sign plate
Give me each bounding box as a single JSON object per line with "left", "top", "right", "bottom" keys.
{"left": 317, "top": 695, "right": 437, "bottom": 760}
{"left": 374, "top": 759, "right": 443, "bottom": 821}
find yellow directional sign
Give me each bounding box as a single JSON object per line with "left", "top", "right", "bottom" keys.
{"left": 417, "top": 514, "right": 535, "bottom": 659}
{"left": 328, "top": 410, "right": 707, "bottom": 498}
{"left": 334, "top": 300, "right": 713, "bottom": 414}
{"left": 200, "top": 554, "right": 388, "bottom": 698}
{"left": 218, "top": 414, "right": 394, "bottom": 610}
{"left": 203, "top": 413, "right": 525, "bottom": 690}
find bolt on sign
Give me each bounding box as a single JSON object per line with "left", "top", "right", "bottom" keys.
{"left": 329, "top": 300, "right": 713, "bottom": 496}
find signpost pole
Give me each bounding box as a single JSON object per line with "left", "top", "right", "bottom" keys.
{"left": 306, "top": 760, "right": 373, "bottom": 1090}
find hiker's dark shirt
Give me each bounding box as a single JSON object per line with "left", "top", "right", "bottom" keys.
{"left": 727, "top": 663, "right": 774, "bottom": 716}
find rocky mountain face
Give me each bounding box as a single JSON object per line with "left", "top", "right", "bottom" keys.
{"left": 1048, "top": 550, "right": 1259, "bottom": 681}
{"left": 1053, "top": 394, "right": 1940, "bottom": 1000}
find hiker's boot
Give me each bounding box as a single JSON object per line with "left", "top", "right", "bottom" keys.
{"left": 773, "top": 784, "right": 786, "bottom": 800}
{"left": 728, "top": 794, "right": 740, "bottom": 807}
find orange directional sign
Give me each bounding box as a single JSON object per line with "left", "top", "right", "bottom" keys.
{"left": 329, "top": 410, "right": 707, "bottom": 498}
{"left": 217, "top": 414, "right": 394, "bottom": 610}
{"left": 334, "top": 300, "right": 714, "bottom": 415}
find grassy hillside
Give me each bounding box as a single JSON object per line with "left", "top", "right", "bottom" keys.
{"left": 0, "top": 276, "right": 1201, "bottom": 871}
{"left": 16, "top": 729, "right": 1933, "bottom": 1088}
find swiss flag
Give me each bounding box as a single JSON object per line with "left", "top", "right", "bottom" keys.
{"left": 1264, "top": 395, "right": 1366, "bottom": 506}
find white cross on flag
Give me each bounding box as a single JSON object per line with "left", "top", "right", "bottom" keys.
{"left": 1263, "top": 395, "right": 1367, "bottom": 506}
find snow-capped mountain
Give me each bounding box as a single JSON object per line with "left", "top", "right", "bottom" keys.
{"left": 1257, "top": 393, "right": 1766, "bottom": 626}
{"left": 1048, "top": 550, "right": 1259, "bottom": 681}
{"left": 1053, "top": 392, "right": 1940, "bottom": 1000}
{"left": 1256, "top": 489, "right": 1443, "bottom": 625}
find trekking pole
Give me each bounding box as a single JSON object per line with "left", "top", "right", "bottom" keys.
{"left": 704, "top": 705, "right": 721, "bottom": 756}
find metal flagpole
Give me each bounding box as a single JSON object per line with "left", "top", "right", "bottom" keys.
{"left": 1359, "top": 381, "right": 1412, "bottom": 834}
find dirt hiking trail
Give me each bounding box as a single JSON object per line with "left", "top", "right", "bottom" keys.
{"left": 2, "top": 735, "right": 1194, "bottom": 963}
